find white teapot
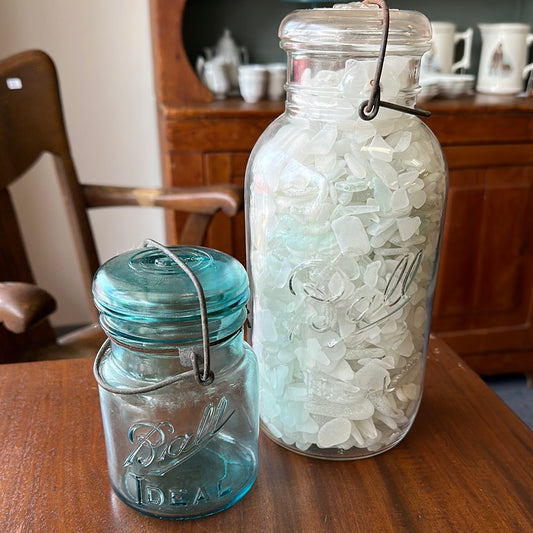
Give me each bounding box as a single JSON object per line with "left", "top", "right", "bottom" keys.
{"left": 215, "top": 29, "right": 249, "bottom": 92}
{"left": 196, "top": 29, "right": 249, "bottom": 96}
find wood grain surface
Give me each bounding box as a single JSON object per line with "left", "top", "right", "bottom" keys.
{"left": 0, "top": 337, "right": 531, "bottom": 532}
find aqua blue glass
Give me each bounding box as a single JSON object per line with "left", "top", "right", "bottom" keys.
{"left": 92, "top": 244, "right": 259, "bottom": 520}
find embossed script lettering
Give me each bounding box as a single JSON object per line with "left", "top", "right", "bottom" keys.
{"left": 123, "top": 396, "right": 234, "bottom": 476}
{"left": 347, "top": 250, "right": 423, "bottom": 331}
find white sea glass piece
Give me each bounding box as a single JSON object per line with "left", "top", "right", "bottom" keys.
{"left": 344, "top": 152, "right": 367, "bottom": 179}
{"left": 355, "top": 417, "right": 378, "bottom": 440}
{"left": 319, "top": 330, "right": 347, "bottom": 362}
{"left": 364, "top": 261, "right": 381, "bottom": 288}
{"left": 353, "top": 362, "right": 391, "bottom": 391}
{"left": 307, "top": 397, "right": 374, "bottom": 420}
{"left": 326, "top": 359, "right": 355, "bottom": 381}
{"left": 397, "top": 216, "right": 421, "bottom": 241}
{"left": 317, "top": 417, "right": 352, "bottom": 447}
{"left": 370, "top": 159, "right": 398, "bottom": 188}
{"left": 391, "top": 189, "right": 410, "bottom": 212}
{"left": 308, "top": 123, "right": 338, "bottom": 155}
{"left": 363, "top": 135, "right": 394, "bottom": 162}
{"left": 410, "top": 190, "right": 427, "bottom": 209}
{"left": 332, "top": 216, "right": 370, "bottom": 255}
{"left": 397, "top": 170, "right": 419, "bottom": 188}
{"left": 388, "top": 130, "right": 412, "bottom": 152}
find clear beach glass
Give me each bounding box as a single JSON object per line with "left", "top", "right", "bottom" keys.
{"left": 92, "top": 244, "right": 259, "bottom": 519}
{"left": 245, "top": 3, "right": 448, "bottom": 459}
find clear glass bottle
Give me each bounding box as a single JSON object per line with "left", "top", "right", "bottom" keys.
{"left": 92, "top": 243, "right": 258, "bottom": 519}
{"left": 245, "top": 3, "right": 447, "bottom": 459}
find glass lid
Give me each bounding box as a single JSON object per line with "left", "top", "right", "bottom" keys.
{"left": 93, "top": 245, "right": 249, "bottom": 322}
{"left": 279, "top": 1, "right": 431, "bottom": 54}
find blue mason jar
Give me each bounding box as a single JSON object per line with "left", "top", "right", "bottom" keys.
{"left": 92, "top": 242, "right": 258, "bottom": 519}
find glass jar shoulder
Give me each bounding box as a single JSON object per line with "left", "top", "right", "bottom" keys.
{"left": 246, "top": 110, "right": 446, "bottom": 209}
{"left": 210, "top": 339, "right": 258, "bottom": 384}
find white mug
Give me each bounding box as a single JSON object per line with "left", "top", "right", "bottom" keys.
{"left": 238, "top": 64, "right": 267, "bottom": 103}
{"left": 477, "top": 23, "right": 533, "bottom": 95}
{"left": 422, "top": 22, "right": 473, "bottom": 75}
{"left": 266, "top": 63, "right": 287, "bottom": 101}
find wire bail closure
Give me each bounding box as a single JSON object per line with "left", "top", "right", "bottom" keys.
{"left": 358, "top": 0, "right": 431, "bottom": 121}
{"left": 143, "top": 239, "right": 214, "bottom": 386}
{"left": 93, "top": 239, "right": 215, "bottom": 395}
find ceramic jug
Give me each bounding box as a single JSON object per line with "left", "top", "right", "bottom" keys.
{"left": 477, "top": 23, "right": 533, "bottom": 94}
{"left": 196, "top": 30, "right": 249, "bottom": 96}
{"left": 196, "top": 56, "right": 230, "bottom": 99}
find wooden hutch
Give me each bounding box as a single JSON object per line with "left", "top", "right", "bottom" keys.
{"left": 149, "top": 0, "right": 533, "bottom": 376}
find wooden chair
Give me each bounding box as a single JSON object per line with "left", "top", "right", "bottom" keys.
{"left": 0, "top": 49, "right": 244, "bottom": 363}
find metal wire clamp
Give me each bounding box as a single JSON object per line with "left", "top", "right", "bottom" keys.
{"left": 358, "top": 0, "right": 431, "bottom": 121}
{"left": 93, "top": 239, "right": 215, "bottom": 394}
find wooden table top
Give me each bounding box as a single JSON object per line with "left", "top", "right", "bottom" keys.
{"left": 0, "top": 336, "right": 531, "bottom": 532}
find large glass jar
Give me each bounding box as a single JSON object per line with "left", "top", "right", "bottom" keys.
{"left": 245, "top": 2, "right": 447, "bottom": 459}
{"left": 92, "top": 243, "right": 259, "bottom": 519}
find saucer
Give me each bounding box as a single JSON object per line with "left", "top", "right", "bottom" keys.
{"left": 433, "top": 74, "right": 475, "bottom": 98}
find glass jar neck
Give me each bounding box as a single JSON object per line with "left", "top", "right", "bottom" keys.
{"left": 107, "top": 328, "right": 245, "bottom": 383}
{"left": 284, "top": 52, "right": 422, "bottom": 121}
{"left": 99, "top": 306, "right": 248, "bottom": 349}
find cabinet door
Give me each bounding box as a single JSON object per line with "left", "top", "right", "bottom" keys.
{"left": 432, "top": 159, "right": 533, "bottom": 374}
{"left": 204, "top": 152, "right": 248, "bottom": 265}
{"left": 163, "top": 151, "right": 247, "bottom": 264}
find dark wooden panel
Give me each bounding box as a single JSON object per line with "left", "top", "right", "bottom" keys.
{"left": 164, "top": 152, "right": 204, "bottom": 244}
{"left": 164, "top": 116, "right": 274, "bottom": 152}
{"left": 204, "top": 152, "right": 247, "bottom": 264}
{"left": 477, "top": 168, "right": 532, "bottom": 318}
{"left": 443, "top": 144, "right": 533, "bottom": 168}
{"left": 432, "top": 169, "right": 485, "bottom": 328}
{"left": 432, "top": 164, "right": 533, "bottom": 373}
{"left": 434, "top": 166, "right": 533, "bottom": 329}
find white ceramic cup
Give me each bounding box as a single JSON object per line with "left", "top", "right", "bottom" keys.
{"left": 421, "top": 22, "right": 473, "bottom": 76}
{"left": 266, "top": 63, "right": 287, "bottom": 101}
{"left": 238, "top": 65, "right": 267, "bottom": 103}
{"left": 477, "top": 23, "right": 533, "bottom": 95}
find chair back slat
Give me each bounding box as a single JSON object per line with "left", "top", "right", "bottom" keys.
{"left": 0, "top": 50, "right": 71, "bottom": 186}
{"left": 0, "top": 50, "right": 101, "bottom": 313}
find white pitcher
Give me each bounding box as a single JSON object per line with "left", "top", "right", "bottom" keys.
{"left": 477, "top": 23, "right": 533, "bottom": 95}
{"left": 196, "top": 56, "right": 230, "bottom": 99}
{"left": 421, "top": 22, "right": 473, "bottom": 76}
